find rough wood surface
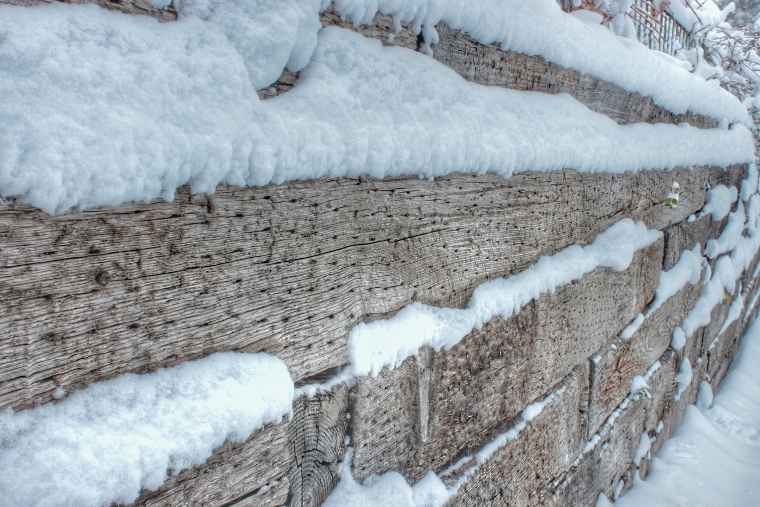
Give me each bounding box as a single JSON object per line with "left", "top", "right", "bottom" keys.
{"left": 2, "top": 167, "right": 741, "bottom": 411}
{"left": 350, "top": 240, "right": 662, "bottom": 482}
{"left": 542, "top": 352, "right": 676, "bottom": 506}
{"left": 588, "top": 279, "right": 700, "bottom": 437}
{"left": 287, "top": 385, "right": 350, "bottom": 507}
{"left": 128, "top": 385, "right": 349, "bottom": 507}
{"left": 442, "top": 364, "right": 589, "bottom": 507}
{"left": 0, "top": 0, "right": 177, "bottom": 19}
{"left": 320, "top": 11, "right": 719, "bottom": 128}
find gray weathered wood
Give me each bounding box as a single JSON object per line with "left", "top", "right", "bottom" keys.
{"left": 441, "top": 364, "right": 589, "bottom": 507}
{"left": 541, "top": 351, "right": 676, "bottom": 506}
{"left": 1, "top": 167, "right": 741, "bottom": 411}
{"left": 134, "top": 421, "right": 291, "bottom": 507}
{"left": 351, "top": 239, "right": 662, "bottom": 482}
{"left": 588, "top": 279, "right": 700, "bottom": 437}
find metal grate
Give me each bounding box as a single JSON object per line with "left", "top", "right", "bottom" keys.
{"left": 558, "top": 0, "right": 695, "bottom": 55}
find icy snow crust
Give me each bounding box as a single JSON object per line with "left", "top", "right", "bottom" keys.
{"left": 617, "top": 316, "right": 760, "bottom": 507}
{"left": 0, "top": 352, "right": 294, "bottom": 507}
{"left": 0, "top": 2, "right": 754, "bottom": 213}
{"left": 349, "top": 219, "right": 662, "bottom": 377}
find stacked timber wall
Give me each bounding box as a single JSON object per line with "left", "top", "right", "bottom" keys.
{"left": 1, "top": 2, "right": 758, "bottom": 506}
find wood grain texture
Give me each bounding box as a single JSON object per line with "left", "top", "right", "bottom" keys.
{"left": 128, "top": 385, "right": 349, "bottom": 507}
{"left": 541, "top": 351, "right": 676, "bottom": 507}
{"left": 588, "top": 279, "right": 700, "bottom": 437}
{"left": 350, "top": 239, "right": 663, "bottom": 482}
{"left": 442, "top": 364, "right": 589, "bottom": 507}
{"left": 287, "top": 385, "right": 350, "bottom": 507}
{"left": 2, "top": 167, "right": 740, "bottom": 412}
{"left": 0, "top": 0, "right": 177, "bottom": 19}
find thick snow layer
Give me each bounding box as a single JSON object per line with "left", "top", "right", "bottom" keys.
{"left": 617, "top": 316, "right": 760, "bottom": 507}
{"left": 349, "top": 219, "right": 661, "bottom": 377}
{"left": 179, "top": 0, "right": 327, "bottom": 89}
{"left": 331, "top": 0, "right": 749, "bottom": 124}
{"left": 675, "top": 357, "right": 694, "bottom": 401}
{"left": 0, "top": 4, "right": 755, "bottom": 213}
{"left": 0, "top": 352, "right": 293, "bottom": 507}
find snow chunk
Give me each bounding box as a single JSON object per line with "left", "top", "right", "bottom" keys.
{"left": 698, "top": 185, "right": 740, "bottom": 222}
{"left": 179, "top": 0, "right": 324, "bottom": 89}
{"left": 697, "top": 381, "right": 714, "bottom": 410}
{"left": 630, "top": 375, "right": 650, "bottom": 397}
{"left": 675, "top": 357, "right": 693, "bottom": 401}
{"left": 0, "top": 5, "right": 755, "bottom": 213}
{"left": 648, "top": 244, "right": 703, "bottom": 314}
{"left": 741, "top": 163, "right": 758, "bottom": 203}
{"left": 667, "top": 0, "right": 730, "bottom": 31}
{"left": 349, "top": 219, "right": 661, "bottom": 377}
{"left": 622, "top": 313, "right": 645, "bottom": 340}
{"left": 706, "top": 202, "right": 745, "bottom": 258}
{"left": 634, "top": 432, "right": 652, "bottom": 467}
{"left": 671, "top": 326, "right": 687, "bottom": 351}
{"left": 0, "top": 352, "right": 293, "bottom": 507}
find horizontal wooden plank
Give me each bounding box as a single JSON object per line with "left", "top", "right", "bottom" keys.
{"left": 0, "top": 167, "right": 743, "bottom": 408}
{"left": 0, "top": 167, "right": 743, "bottom": 411}
{"left": 442, "top": 364, "right": 589, "bottom": 506}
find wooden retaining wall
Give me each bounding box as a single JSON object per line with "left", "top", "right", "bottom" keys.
{"left": 1, "top": 2, "right": 757, "bottom": 506}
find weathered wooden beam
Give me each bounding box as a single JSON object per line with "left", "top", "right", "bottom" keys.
{"left": 350, "top": 239, "right": 663, "bottom": 482}
{"left": 441, "top": 364, "right": 590, "bottom": 506}
{"left": 541, "top": 351, "right": 677, "bottom": 505}
{"left": 0, "top": 167, "right": 744, "bottom": 411}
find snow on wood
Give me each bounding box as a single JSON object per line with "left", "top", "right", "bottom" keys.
{"left": 0, "top": 3, "right": 754, "bottom": 213}
{"left": 0, "top": 352, "right": 294, "bottom": 507}
{"left": 348, "top": 219, "right": 662, "bottom": 377}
